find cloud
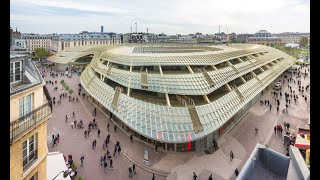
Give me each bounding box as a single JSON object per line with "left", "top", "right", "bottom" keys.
{"left": 10, "top": 0, "right": 310, "bottom": 34}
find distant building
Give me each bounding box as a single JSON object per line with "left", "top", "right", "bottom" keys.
{"left": 275, "top": 32, "right": 310, "bottom": 44}
{"left": 248, "top": 30, "right": 281, "bottom": 47}
{"left": 285, "top": 43, "right": 300, "bottom": 49}
{"left": 22, "top": 34, "right": 53, "bottom": 52}
{"left": 50, "top": 31, "right": 121, "bottom": 52}
{"left": 237, "top": 34, "right": 254, "bottom": 43}
{"left": 229, "top": 32, "right": 237, "bottom": 42}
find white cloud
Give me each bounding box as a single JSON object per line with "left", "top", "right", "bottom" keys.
{"left": 10, "top": 0, "right": 310, "bottom": 34}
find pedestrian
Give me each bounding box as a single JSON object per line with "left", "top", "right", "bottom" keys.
{"left": 52, "top": 137, "right": 57, "bottom": 148}
{"left": 71, "top": 120, "right": 74, "bottom": 129}
{"left": 57, "top": 133, "right": 60, "bottom": 142}
{"left": 274, "top": 126, "right": 276, "bottom": 134}
{"left": 110, "top": 158, "right": 113, "bottom": 169}
{"left": 193, "top": 172, "right": 197, "bottom": 180}
{"left": 104, "top": 161, "right": 108, "bottom": 174}
{"left": 84, "top": 130, "right": 87, "bottom": 138}
{"left": 114, "top": 147, "right": 117, "bottom": 157}
{"left": 80, "top": 155, "right": 84, "bottom": 167}
{"left": 155, "top": 144, "right": 158, "bottom": 153}
{"left": 129, "top": 165, "right": 133, "bottom": 178}
{"left": 98, "top": 129, "right": 101, "bottom": 137}
{"left": 72, "top": 111, "right": 75, "bottom": 118}
{"left": 114, "top": 125, "right": 117, "bottom": 132}
{"left": 152, "top": 174, "right": 156, "bottom": 180}
{"left": 52, "top": 133, "right": 55, "bottom": 142}
{"left": 118, "top": 145, "right": 121, "bottom": 155}
{"left": 92, "top": 139, "right": 97, "bottom": 149}
{"left": 100, "top": 156, "right": 104, "bottom": 166}
{"left": 65, "top": 115, "right": 68, "bottom": 122}
{"left": 208, "top": 174, "right": 213, "bottom": 180}
{"left": 230, "top": 150, "right": 234, "bottom": 161}
{"left": 235, "top": 168, "right": 239, "bottom": 177}
{"left": 277, "top": 106, "right": 279, "bottom": 113}
{"left": 130, "top": 134, "right": 133, "bottom": 143}
{"left": 269, "top": 104, "right": 272, "bottom": 111}
{"left": 107, "top": 122, "right": 110, "bottom": 131}
{"left": 132, "top": 163, "right": 136, "bottom": 175}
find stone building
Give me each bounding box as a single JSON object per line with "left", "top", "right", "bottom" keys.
{"left": 10, "top": 53, "right": 52, "bottom": 180}
{"left": 248, "top": 30, "right": 281, "bottom": 47}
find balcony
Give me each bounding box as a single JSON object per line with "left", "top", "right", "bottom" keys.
{"left": 10, "top": 101, "right": 52, "bottom": 144}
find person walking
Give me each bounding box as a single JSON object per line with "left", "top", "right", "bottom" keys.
{"left": 100, "top": 156, "right": 104, "bottom": 166}
{"left": 255, "top": 126, "right": 258, "bottom": 134}
{"left": 155, "top": 144, "right": 158, "bottom": 153}
{"left": 109, "top": 158, "right": 113, "bottom": 170}
{"left": 104, "top": 161, "right": 108, "bottom": 174}
{"left": 84, "top": 130, "right": 87, "bottom": 138}
{"left": 235, "top": 168, "right": 239, "bottom": 177}
{"left": 52, "top": 137, "right": 57, "bottom": 148}
{"left": 132, "top": 163, "right": 136, "bottom": 175}
{"left": 80, "top": 155, "right": 84, "bottom": 167}
{"left": 193, "top": 172, "right": 197, "bottom": 180}
{"left": 107, "top": 122, "right": 110, "bottom": 131}
{"left": 92, "top": 139, "right": 97, "bottom": 149}
{"left": 129, "top": 165, "right": 133, "bottom": 178}
{"left": 230, "top": 150, "right": 234, "bottom": 161}
{"left": 269, "top": 104, "right": 272, "bottom": 111}
{"left": 208, "top": 174, "right": 213, "bottom": 180}
{"left": 52, "top": 133, "right": 55, "bottom": 142}
{"left": 118, "top": 145, "right": 121, "bottom": 155}
{"left": 65, "top": 115, "right": 68, "bottom": 122}
{"left": 152, "top": 174, "right": 156, "bottom": 180}
{"left": 274, "top": 126, "right": 277, "bottom": 134}
{"left": 98, "top": 129, "right": 101, "bottom": 137}
{"left": 72, "top": 111, "right": 75, "bottom": 118}
{"left": 114, "top": 125, "right": 117, "bottom": 133}
{"left": 130, "top": 134, "right": 133, "bottom": 143}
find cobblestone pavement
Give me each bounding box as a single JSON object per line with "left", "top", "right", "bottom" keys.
{"left": 43, "top": 63, "right": 309, "bottom": 180}
{"left": 43, "top": 66, "right": 166, "bottom": 180}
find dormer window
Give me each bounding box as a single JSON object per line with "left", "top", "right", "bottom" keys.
{"left": 10, "top": 61, "right": 22, "bottom": 83}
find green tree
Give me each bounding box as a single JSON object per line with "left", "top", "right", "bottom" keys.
{"left": 34, "top": 48, "right": 49, "bottom": 61}
{"left": 299, "top": 36, "right": 308, "bottom": 48}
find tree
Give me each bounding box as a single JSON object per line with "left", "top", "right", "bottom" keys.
{"left": 34, "top": 48, "right": 49, "bottom": 61}
{"left": 299, "top": 36, "right": 308, "bottom": 48}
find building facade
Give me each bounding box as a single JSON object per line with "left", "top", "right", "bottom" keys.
{"left": 21, "top": 34, "right": 53, "bottom": 52}
{"left": 50, "top": 43, "right": 294, "bottom": 152}
{"left": 50, "top": 31, "right": 121, "bottom": 53}
{"left": 248, "top": 30, "right": 281, "bottom": 47}
{"left": 275, "top": 32, "right": 310, "bottom": 44}
{"left": 10, "top": 53, "right": 52, "bottom": 180}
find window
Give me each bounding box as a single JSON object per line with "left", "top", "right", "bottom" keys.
{"left": 19, "top": 93, "right": 33, "bottom": 119}
{"left": 23, "top": 134, "right": 37, "bottom": 169}
{"left": 29, "top": 172, "right": 38, "bottom": 180}
{"left": 10, "top": 61, "right": 22, "bottom": 83}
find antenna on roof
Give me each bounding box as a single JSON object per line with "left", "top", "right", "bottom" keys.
{"left": 135, "top": 22, "right": 137, "bottom": 33}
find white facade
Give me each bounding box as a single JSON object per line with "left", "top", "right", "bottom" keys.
{"left": 22, "top": 34, "right": 52, "bottom": 52}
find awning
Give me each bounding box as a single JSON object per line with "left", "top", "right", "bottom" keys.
{"left": 47, "top": 152, "right": 71, "bottom": 180}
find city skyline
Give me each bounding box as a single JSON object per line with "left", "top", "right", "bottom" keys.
{"left": 11, "top": 0, "right": 309, "bottom": 35}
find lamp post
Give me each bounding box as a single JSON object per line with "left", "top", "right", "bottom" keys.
{"left": 52, "top": 169, "right": 70, "bottom": 180}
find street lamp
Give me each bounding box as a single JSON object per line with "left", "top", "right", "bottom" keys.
{"left": 52, "top": 169, "right": 70, "bottom": 180}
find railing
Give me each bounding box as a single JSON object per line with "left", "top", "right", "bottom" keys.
{"left": 10, "top": 101, "right": 52, "bottom": 143}
{"left": 43, "top": 86, "right": 52, "bottom": 110}
{"left": 175, "top": 95, "right": 187, "bottom": 107}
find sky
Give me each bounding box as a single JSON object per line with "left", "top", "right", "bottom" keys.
{"left": 10, "top": 0, "right": 310, "bottom": 35}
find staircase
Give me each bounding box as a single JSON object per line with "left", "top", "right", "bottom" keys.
{"left": 188, "top": 106, "right": 204, "bottom": 132}
{"left": 202, "top": 69, "right": 215, "bottom": 86}
{"left": 111, "top": 87, "right": 122, "bottom": 111}
{"left": 107, "top": 66, "right": 112, "bottom": 75}
{"left": 231, "top": 84, "right": 244, "bottom": 101}
{"left": 141, "top": 72, "right": 148, "bottom": 89}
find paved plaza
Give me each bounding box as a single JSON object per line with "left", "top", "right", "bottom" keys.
{"left": 43, "top": 64, "right": 309, "bottom": 180}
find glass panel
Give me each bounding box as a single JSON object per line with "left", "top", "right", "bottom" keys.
{"left": 19, "top": 98, "right": 24, "bottom": 118}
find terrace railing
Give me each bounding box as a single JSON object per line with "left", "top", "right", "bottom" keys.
{"left": 10, "top": 100, "right": 52, "bottom": 144}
